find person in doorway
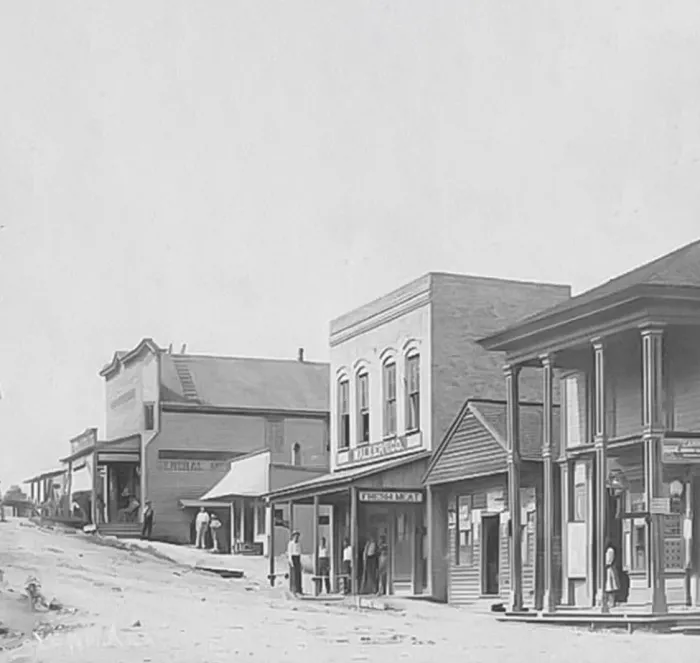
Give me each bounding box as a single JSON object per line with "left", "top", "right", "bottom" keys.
{"left": 195, "top": 507, "right": 210, "bottom": 549}
{"left": 318, "top": 537, "right": 331, "bottom": 594}
{"left": 342, "top": 539, "right": 353, "bottom": 595}
{"left": 605, "top": 542, "right": 621, "bottom": 608}
{"left": 209, "top": 513, "right": 222, "bottom": 553}
{"left": 287, "top": 531, "right": 303, "bottom": 596}
{"left": 361, "top": 534, "right": 378, "bottom": 595}
{"left": 141, "top": 501, "right": 154, "bottom": 541}
{"left": 376, "top": 535, "right": 389, "bottom": 596}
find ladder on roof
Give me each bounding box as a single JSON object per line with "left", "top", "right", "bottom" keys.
{"left": 172, "top": 356, "right": 200, "bottom": 402}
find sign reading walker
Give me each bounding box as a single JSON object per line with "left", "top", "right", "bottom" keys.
{"left": 358, "top": 490, "right": 424, "bottom": 504}
{"left": 337, "top": 436, "right": 415, "bottom": 467}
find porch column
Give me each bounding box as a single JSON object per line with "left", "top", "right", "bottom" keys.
{"left": 592, "top": 339, "right": 609, "bottom": 612}
{"left": 642, "top": 325, "right": 667, "bottom": 613}
{"left": 350, "top": 486, "right": 359, "bottom": 595}
{"left": 268, "top": 501, "right": 276, "bottom": 587}
{"left": 240, "top": 499, "right": 246, "bottom": 543}
{"left": 541, "top": 353, "right": 556, "bottom": 613}
{"left": 505, "top": 364, "right": 523, "bottom": 612}
{"left": 312, "top": 495, "right": 320, "bottom": 596}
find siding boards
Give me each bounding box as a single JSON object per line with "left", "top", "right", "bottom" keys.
{"left": 428, "top": 413, "right": 506, "bottom": 485}
{"left": 670, "top": 329, "right": 700, "bottom": 430}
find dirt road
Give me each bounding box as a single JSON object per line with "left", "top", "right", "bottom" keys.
{"left": 0, "top": 518, "right": 696, "bottom": 662}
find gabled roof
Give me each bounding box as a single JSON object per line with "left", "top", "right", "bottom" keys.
{"left": 99, "top": 338, "right": 160, "bottom": 378}
{"left": 422, "top": 399, "right": 560, "bottom": 486}
{"left": 160, "top": 352, "right": 330, "bottom": 413}
{"left": 481, "top": 239, "right": 700, "bottom": 349}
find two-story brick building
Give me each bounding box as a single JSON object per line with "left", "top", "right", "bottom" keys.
{"left": 95, "top": 339, "right": 330, "bottom": 550}
{"left": 266, "top": 273, "right": 570, "bottom": 597}
{"left": 480, "top": 239, "right": 700, "bottom": 617}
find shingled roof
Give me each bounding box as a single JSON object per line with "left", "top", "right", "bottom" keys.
{"left": 160, "top": 352, "right": 330, "bottom": 413}
{"left": 508, "top": 239, "right": 700, "bottom": 330}
{"left": 423, "top": 399, "right": 560, "bottom": 486}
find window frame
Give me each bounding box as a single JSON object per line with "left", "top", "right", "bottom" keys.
{"left": 338, "top": 378, "right": 350, "bottom": 449}
{"left": 382, "top": 361, "right": 397, "bottom": 438}
{"left": 562, "top": 371, "right": 588, "bottom": 448}
{"left": 291, "top": 442, "right": 301, "bottom": 466}
{"left": 405, "top": 353, "right": 420, "bottom": 432}
{"left": 356, "top": 371, "right": 370, "bottom": 445}
{"left": 256, "top": 503, "right": 266, "bottom": 536}
{"left": 455, "top": 494, "right": 473, "bottom": 567}
{"left": 144, "top": 403, "right": 156, "bottom": 431}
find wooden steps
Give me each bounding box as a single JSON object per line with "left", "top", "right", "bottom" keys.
{"left": 97, "top": 522, "right": 142, "bottom": 539}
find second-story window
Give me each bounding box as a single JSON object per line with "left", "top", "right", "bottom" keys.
{"left": 338, "top": 379, "right": 350, "bottom": 449}
{"left": 406, "top": 354, "right": 420, "bottom": 431}
{"left": 292, "top": 443, "right": 301, "bottom": 466}
{"left": 563, "top": 373, "right": 587, "bottom": 447}
{"left": 357, "top": 372, "right": 370, "bottom": 444}
{"left": 383, "top": 362, "right": 397, "bottom": 437}
{"left": 144, "top": 403, "right": 155, "bottom": 431}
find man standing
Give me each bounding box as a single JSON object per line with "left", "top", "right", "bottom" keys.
{"left": 195, "top": 507, "right": 210, "bottom": 549}
{"left": 317, "top": 537, "right": 331, "bottom": 594}
{"left": 141, "top": 501, "right": 155, "bottom": 541}
{"left": 287, "top": 531, "right": 303, "bottom": 596}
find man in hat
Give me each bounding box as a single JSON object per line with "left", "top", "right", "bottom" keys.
{"left": 287, "top": 530, "right": 303, "bottom": 596}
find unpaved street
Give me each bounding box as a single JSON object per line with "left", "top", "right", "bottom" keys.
{"left": 0, "top": 519, "right": 698, "bottom": 662}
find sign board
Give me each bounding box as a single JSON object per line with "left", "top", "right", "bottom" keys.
{"left": 97, "top": 453, "right": 140, "bottom": 464}
{"left": 336, "top": 432, "right": 422, "bottom": 468}
{"left": 157, "top": 460, "right": 229, "bottom": 473}
{"left": 650, "top": 497, "right": 671, "bottom": 515}
{"left": 357, "top": 490, "right": 424, "bottom": 504}
{"left": 486, "top": 488, "right": 505, "bottom": 513}
{"left": 662, "top": 439, "right": 700, "bottom": 464}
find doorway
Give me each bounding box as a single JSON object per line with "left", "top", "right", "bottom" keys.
{"left": 482, "top": 515, "right": 500, "bottom": 596}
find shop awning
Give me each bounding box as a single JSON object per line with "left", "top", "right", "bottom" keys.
{"left": 265, "top": 450, "right": 431, "bottom": 503}
{"left": 179, "top": 499, "right": 232, "bottom": 509}
{"left": 199, "top": 449, "right": 270, "bottom": 501}
{"left": 70, "top": 466, "right": 92, "bottom": 494}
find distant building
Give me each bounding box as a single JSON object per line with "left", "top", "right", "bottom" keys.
{"left": 267, "top": 273, "right": 570, "bottom": 596}
{"left": 91, "top": 339, "right": 329, "bottom": 551}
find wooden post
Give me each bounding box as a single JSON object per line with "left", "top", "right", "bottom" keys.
{"left": 91, "top": 450, "right": 98, "bottom": 526}
{"left": 642, "top": 326, "right": 667, "bottom": 614}
{"left": 268, "top": 501, "right": 276, "bottom": 587}
{"left": 288, "top": 501, "right": 295, "bottom": 592}
{"left": 312, "top": 495, "right": 320, "bottom": 596}
{"left": 350, "top": 486, "right": 359, "bottom": 595}
{"left": 685, "top": 471, "right": 693, "bottom": 607}
{"left": 541, "top": 353, "right": 555, "bottom": 612}
{"left": 592, "top": 339, "right": 608, "bottom": 612}
{"left": 505, "top": 364, "right": 523, "bottom": 612}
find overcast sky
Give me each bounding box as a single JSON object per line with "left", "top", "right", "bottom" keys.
{"left": 1, "top": 1, "right": 699, "bottom": 488}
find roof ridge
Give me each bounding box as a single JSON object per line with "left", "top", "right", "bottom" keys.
{"left": 167, "top": 353, "right": 329, "bottom": 366}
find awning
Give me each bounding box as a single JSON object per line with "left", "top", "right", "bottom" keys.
{"left": 70, "top": 466, "right": 92, "bottom": 494}
{"left": 199, "top": 450, "right": 270, "bottom": 501}
{"left": 179, "top": 499, "right": 232, "bottom": 509}
{"left": 265, "top": 450, "right": 431, "bottom": 503}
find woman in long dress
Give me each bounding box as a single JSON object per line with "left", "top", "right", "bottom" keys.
{"left": 605, "top": 543, "right": 620, "bottom": 608}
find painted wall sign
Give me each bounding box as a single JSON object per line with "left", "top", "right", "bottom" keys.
{"left": 158, "top": 460, "right": 229, "bottom": 472}
{"left": 358, "top": 490, "right": 424, "bottom": 504}
{"left": 662, "top": 439, "right": 700, "bottom": 464}
{"left": 337, "top": 437, "right": 408, "bottom": 467}
{"left": 110, "top": 388, "right": 136, "bottom": 410}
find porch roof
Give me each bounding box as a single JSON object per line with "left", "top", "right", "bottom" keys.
{"left": 423, "top": 399, "right": 559, "bottom": 486}
{"left": 265, "top": 450, "right": 431, "bottom": 503}
{"left": 480, "top": 239, "right": 700, "bottom": 356}
{"left": 59, "top": 433, "right": 141, "bottom": 464}
{"left": 179, "top": 499, "right": 232, "bottom": 509}
{"left": 23, "top": 468, "right": 66, "bottom": 484}
{"left": 199, "top": 449, "right": 270, "bottom": 501}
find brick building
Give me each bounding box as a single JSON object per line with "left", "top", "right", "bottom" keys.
{"left": 266, "top": 273, "right": 570, "bottom": 597}
{"left": 96, "top": 339, "right": 330, "bottom": 549}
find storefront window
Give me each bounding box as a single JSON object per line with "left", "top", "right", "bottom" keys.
{"left": 455, "top": 495, "right": 472, "bottom": 566}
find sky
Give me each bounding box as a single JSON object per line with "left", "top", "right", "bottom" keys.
{"left": 1, "top": 1, "right": 700, "bottom": 489}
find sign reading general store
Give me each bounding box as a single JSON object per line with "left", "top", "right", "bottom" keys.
{"left": 358, "top": 490, "right": 424, "bottom": 504}
{"left": 662, "top": 439, "right": 700, "bottom": 464}
{"left": 337, "top": 437, "right": 409, "bottom": 467}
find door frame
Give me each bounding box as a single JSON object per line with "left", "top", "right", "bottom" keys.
{"left": 480, "top": 513, "right": 500, "bottom": 596}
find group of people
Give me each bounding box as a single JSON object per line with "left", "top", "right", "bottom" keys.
{"left": 195, "top": 506, "right": 223, "bottom": 552}
{"left": 285, "top": 530, "right": 389, "bottom": 597}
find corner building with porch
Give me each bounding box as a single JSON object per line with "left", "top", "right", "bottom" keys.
{"left": 480, "top": 239, "right": 700, "bottom": 616}
{"left": 266, "top": 273, "right": 570, "bottom": 597}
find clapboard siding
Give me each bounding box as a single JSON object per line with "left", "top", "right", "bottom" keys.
{"left": 669, "top": 328, "right": 700, "bottom": 430}
{"left": 428, "top": 413, "right": 506, "bottom": 485}
{"left": 445, "top": 472, "right": 540, "bottom": 606}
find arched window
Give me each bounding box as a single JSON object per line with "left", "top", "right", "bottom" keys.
{"left": 292, "top": 443, "right": 301, "bottom": 466}
{"left": 356, "top": 370, "right": 370, "bottom": 444}
{"left": 382, "top": 361, "right": 397, "bottom": 437}
{"left": 406, "top": 353, "right": 420, "bottom": 431}
{"left": 338, "top": 378, "right": 350, "bottom": 449}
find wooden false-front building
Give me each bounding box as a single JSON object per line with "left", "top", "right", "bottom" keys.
{"left": 480, "top": 240, "right": 700, "bottom": 614}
